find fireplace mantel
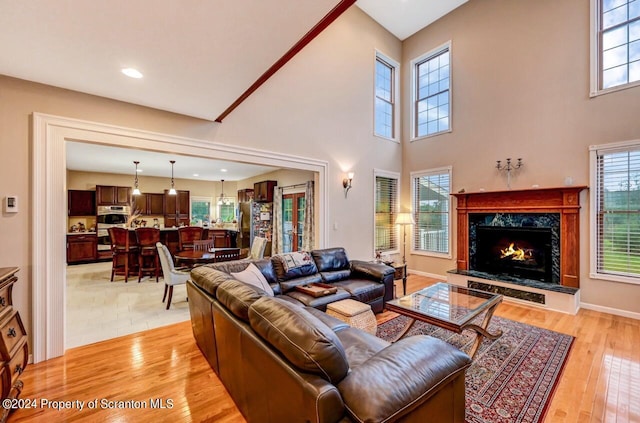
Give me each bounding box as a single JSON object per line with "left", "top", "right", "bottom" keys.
{"left": 451, "top": 186, "right": 587, "bottom": 288}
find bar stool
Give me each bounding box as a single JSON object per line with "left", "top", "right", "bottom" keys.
{"left": 178, "top": 226, "right": 203, "bottom": 251}
{"left": 135, "top": 227, "right": 161, "bottom": 282}
{"left": 108, "top": 227, "right": 139, "bottom": 283}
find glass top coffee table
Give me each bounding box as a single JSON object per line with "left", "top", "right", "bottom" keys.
{"left": 385, "top": 282, "right": 503, "bottom": 358}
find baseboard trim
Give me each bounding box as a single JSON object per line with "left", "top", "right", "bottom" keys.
{"left": 407, "top": 269, "right": 446, "bottom": 280}
{"left": 580, "top": 302, "right": 640, "bottom": 320}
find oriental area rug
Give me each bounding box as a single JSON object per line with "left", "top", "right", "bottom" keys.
{"left": 376, "top": 315, "right": 574, "bottom": 423}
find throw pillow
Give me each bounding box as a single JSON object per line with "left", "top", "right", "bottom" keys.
{"left": 231, "top": 263, "right": 274, "bottom": 296}
{"left": 279, "top": 251, "right": 312, "bottom": 272}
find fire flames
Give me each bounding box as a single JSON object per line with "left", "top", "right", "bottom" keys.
{"left": 500, "top": 243, "right": 532, "bottom": 261}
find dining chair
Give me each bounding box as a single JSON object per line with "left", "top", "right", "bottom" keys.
{"left": 178, "top": 226, "right": 203, "bottom": 251}
{"left": 108, "top": 227, "right": 139, "bottom": 283}
{"left": 156, "top": 242, "right": 190, "bottom": 310}
{"left": 213, "top": 249, "right": 240, "bottom": 262}
{"left": 192, "top": 239, "right": 214, "bottom": 252}
{"left": 249, "top": 236, "right": 268, "bottom": 259}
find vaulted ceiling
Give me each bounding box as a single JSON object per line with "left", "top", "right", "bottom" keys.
{"left": 0, "top": 0, "right": 467, "bottom": 179}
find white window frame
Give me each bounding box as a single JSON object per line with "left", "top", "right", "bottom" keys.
{"left": 410, "top": 41, "right": 452, "bottom": 141}
{"left": 410, "top": 166, "right": 452, "bottom": 258}
{"left": 590, "top": 0, "right": 640, "bottom": 97}
{"left": 374, "top": 51, "right": 400, "bottom": 142}
{"left": 589, "top": 138, "right": 640, "bottom": 285}
{"left": 373, "top": 169, "right": 400, "bottom": 256}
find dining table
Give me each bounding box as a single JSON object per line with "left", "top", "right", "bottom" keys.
{"left": 173, "top": 247, "right": 241, "bottom": 267}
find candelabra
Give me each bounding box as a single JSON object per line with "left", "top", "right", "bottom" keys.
{"left": 496, "top": 158, "right": 523, "bottom": 189}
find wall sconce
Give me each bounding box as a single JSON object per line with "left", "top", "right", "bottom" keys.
{"left": 343, "top": 172, "right": 354, "bottom": 198}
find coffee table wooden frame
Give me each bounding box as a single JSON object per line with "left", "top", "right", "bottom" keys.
{"left": 385, "top": 282, "right": 503, "bottom": 358}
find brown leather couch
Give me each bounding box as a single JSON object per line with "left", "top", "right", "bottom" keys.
{"left": 187, "top": 249, "right": 472, "bottom": 422}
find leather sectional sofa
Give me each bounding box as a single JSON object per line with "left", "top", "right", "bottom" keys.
{"left": 187, "top": 248, "right": 472, "bottom": 422}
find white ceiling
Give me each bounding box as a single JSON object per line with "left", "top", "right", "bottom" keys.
{"left": 356, "top": 0, "right": 468, "bottom": 40}
{"left": 66, "top": 141, "right": 277, "bottom": 182}
{"left": 1, "top": 1, "right": 466, "bottom": 179}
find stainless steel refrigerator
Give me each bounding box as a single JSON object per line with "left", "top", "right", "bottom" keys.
{"left": 238, "top": 202, "right": 273, "bottom": 256}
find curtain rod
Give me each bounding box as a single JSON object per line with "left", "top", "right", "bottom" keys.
{"left": 278, "top": 182, "right": 310, "bottom": 190}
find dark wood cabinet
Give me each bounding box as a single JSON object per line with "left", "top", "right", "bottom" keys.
{"left": 132, "top": 193, "right": 165, "bottom": 216}
{"left": 0, "top": 267, "right": 28, "bottom": 423}
{"left": 67, "top": 190, "right": 96, "bottom": 216}
{"left": 164, "top": 190, "right": 190, "bottom": 227}
{"left": 237, "top": 189, "right": 254, "bottom": 203}
{"left": 253, "top": 180, "right": 277, "bottom": 202}
{"left": 96, "top": 185, "right": 131, "bottom": 206}
{"left": 67, "top": 234, "right": 97, "bottom": 263}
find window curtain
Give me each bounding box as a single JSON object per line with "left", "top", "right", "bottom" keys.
{"left": 272, "top": 186, "right": 283, "bottom": 255}
{"left": 302, "top": 181, "right": 315, "bottom": 251}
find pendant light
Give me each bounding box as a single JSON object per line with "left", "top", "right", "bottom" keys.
{"left": 168, "top": 160, "right": 177, "bottom": 195}
{"left": 132, "top": 161, "right": 141, "bottom": 196}
{"left": 218, "top": 179, "right": 229, "bottom": 205}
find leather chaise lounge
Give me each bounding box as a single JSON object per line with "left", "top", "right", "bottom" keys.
{"left": 187, "top": 247, "right": 472, "bottom": 422}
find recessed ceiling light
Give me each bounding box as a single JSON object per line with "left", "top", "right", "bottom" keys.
{"left": 121, "top": 68, "right": 143, "bottom": 79}
{"left": 136, "top": 169, "right": 143, "bottom": 173}
{"left": 193, "top": 173, "right": 199, "bottom": 177}
{"left": 221, "top": 169, "right": 228, "bottom": 172}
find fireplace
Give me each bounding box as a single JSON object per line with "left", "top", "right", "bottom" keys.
{"left": 473, "top": 225, "right": 553, "bottom": 282}
{"left": 451, "top": 186, "right": 587, "bottom": 288}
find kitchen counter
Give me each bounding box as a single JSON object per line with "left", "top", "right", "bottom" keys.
{"left": 67, "top": 231, "right": 97, "bottom": 236}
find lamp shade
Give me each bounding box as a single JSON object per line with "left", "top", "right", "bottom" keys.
{"left": 394, "top": 212, "right": 415, "bottom": 225}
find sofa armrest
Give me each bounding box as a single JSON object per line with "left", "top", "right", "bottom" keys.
{"left": 337, "top": 336, "right": 471, "bottom": 423}
{"left": 350, "top": 260, "right": 394, "bottom": 282}
{"left": 350, "top": 260, "right": 395, "bottom": 302}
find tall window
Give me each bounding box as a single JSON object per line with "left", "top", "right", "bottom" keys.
{"left": 590, "top": 140, "right": 640, "bottom": 283}
{"left": 374, "top": 171, "right": 399, "bottom": 253}
{"left": 411, "top": 167, "right": 451, "bottom": 256}
{"left": 593, "top": 0, "right": 640, "bottom": 93}
{"left": 374, "top": 53, "right": 398, "bottom": 140}
{"left": 412, "top": 42, "right": 451, "bottom": 139}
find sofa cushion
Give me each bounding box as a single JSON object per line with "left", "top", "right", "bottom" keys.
{"left": 231, "top": 263, "right": 275, "bottom": 296}
{"left": 311, "top": 247, "right": 352, "bottom": 282}
{"left": 248, "top": 296, "right": 350, "bottom": 384}
{"left": 285, "top": 288, "right": 351, "bottom": 311}
{"left": 216, "top": 279, "right": 265, "bottom": 322}
{"left": 271, "top": 251, "right": 319, "bottom": 282}
{"left": 332, "top": 279, "right": 385, "bottom": 304}
{"left": 190, "top": 266, "right": 235, "bottom": 296}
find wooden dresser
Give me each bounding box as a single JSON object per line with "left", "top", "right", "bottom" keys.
{"left": 0, "top": 267, "right": 28, "bottom": 422}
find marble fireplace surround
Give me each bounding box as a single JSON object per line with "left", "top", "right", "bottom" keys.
{"left": 451, "top": 186, "right": 587, "bottom": 289}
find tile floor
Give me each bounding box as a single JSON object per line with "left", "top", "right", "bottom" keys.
{"left": 66, "top": 261, "right": 190, "bottom": 348}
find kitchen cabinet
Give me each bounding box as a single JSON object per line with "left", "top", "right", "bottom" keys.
{"left": 164, "top": 190, "right": 190, "bottom": 227}
{"left": 253, "top": 180, "right": 277, "bottom": 202}
{"left": 237, "top": 189, "right": 254, "bottom": 203}
{"left": 132, "top": 193, "right": 164, "bottom": 216}
{"left": 0, "top": 267, "right": 28, "bottom": 423}
{"left": 67, "top": 190, "right": 96, "bottom": 216}
{"left": 67, "top": 233, "right": 97, "bottom": 263}
{"left": 96, "top": 185, "right": 131, "bottom": 206}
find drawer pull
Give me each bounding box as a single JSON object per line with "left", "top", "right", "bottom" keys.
{"left": 15, "top": 364, "right": 23, "bottom": 375}
{"left": 7, "top": 327, "right": 17, "bottom": 337}
{"left": 0, "top": 297, "right": 5, "bottom": 307}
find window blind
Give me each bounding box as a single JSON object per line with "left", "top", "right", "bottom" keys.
{"left": 412, "top": 170, "right": 450, "bottom": 254}
{"left": 595, "top": 147, "right": 640, "bottom": 278}
{"left": 375, "top": 175, "right": 398, "bottom": 252}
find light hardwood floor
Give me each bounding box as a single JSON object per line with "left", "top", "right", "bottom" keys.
{"left": 11, "top": 275, "right": 640, "bottom": 422}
